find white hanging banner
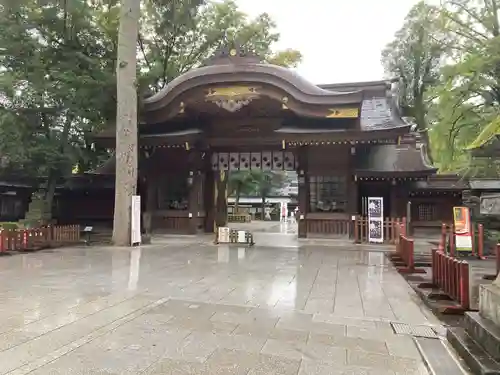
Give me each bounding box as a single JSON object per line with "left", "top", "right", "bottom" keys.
{"left": 131, "top": 195, "right": 142, "bottom": 245}
{"left": 368, "top": 197, "right": 384, "bottom": 243}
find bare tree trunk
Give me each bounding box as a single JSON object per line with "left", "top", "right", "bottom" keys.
{"left": 112, "top": 0, "right": 140, "bottom": 246}
{"left": 261, "top": 195, "right": 265, "bottom": 220}
{"left": 235, "top": 185, "right": 241, "bottom": 213}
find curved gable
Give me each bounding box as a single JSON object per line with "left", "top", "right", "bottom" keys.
{"left": 142, "top": 46, "right": 363, "bottom": 118}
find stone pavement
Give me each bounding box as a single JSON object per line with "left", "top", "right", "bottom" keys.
{"left": 0, "top": 225, "right": 463, "bottom": 375}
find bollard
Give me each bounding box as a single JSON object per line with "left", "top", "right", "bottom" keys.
{"left": 0, "top": 230, "right": 4, "bottom": 254}
{"left": 478, "top": 224, "right": 485, "bottom": 259}
{"left": 483, "top": 244, "right": 500, "bottom": 280}
{"left": 459, "top": 261, "right": 470, "bottom": 310}
{"left": 497, "top": 244, "right": 500, "bottom": 277}
{"left": 470, "top": 222, "right": 476, "bottom": 257}
{"left": 439, "top": 223, "right": 446, "bottom": 250}
{"left": 449, "top": 230, "right": 455, "bottom": 257}
{"left": 354, "top": 216, "right": 359, "bottom": 243}
{"left": 431, "top": 248, "right": 437, "bottom": 285}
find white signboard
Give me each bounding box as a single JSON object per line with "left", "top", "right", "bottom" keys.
{"left": 237, "top": 230, "right": 246, "bottom": 243}
{"left": 218, "top": 227, "right": 230, "bottom": 243}
{"left": 368, "top": 197, "right": 384, "bottom": 243}
{"left": 131, "top": 195, "right": 141, "bottom": 245}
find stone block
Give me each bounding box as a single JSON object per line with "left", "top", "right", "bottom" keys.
{"left": 479, "top": 284, "right": 500, "bottom": 327}
{"left": 465, "top": 312, "right": 500, "bottom": 361}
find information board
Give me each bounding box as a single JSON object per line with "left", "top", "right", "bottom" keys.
{"left": 131, "top": 195, "right": 141, "bottom": 245}
{"left": 453, "top": 206, "right": 472, "bottom": 252}
{"left": 368, "top": 197, "right": 384, "bottom": 243}
{"left": 218, "top": 227, "right": 230, "bottom": 243}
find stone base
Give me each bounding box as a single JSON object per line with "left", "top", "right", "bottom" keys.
{"left": 447, "top": 326, "right": 500, "bottom": 375}
{"left": 479, "top": 284, "right": 500, "bottom": 327}
{"left": 465, "top": 312, "right": 500, "bottom": 362}
{"left": 447, "top": 284, "right": 500, "bottom": 375}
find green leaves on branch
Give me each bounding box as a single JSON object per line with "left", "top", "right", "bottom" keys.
{"left": 384, "top": 0, "right": 500, "bottom": 177}
{"left": 0, "top": 0, "right": 301, "bottom": 178}
{"left": 138, "top": 0, "right": 302, "bottom": 93}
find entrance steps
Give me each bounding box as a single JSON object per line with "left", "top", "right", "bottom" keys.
{"left": 447, "top": 312, "right": 500, "bottom": 375}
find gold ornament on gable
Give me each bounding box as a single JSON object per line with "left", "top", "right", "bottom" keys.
{"left": 326, "top": 107, "right": 359, "bottom": 118}
{"left": 205, "top": 86, "right": 260, "bottom": 113}
{"left": 282, "top": 96, "right": 289, "bottom": 110}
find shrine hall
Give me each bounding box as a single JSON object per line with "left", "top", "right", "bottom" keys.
{"left": 89, "top": 46, "right": 443, "bottom": 238}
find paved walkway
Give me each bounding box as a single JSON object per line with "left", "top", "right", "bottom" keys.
{"left": 0, "top": 224, "right": 460, "bottom": 375}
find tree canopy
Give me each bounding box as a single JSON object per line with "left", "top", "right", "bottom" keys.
{"left": 0, "top": 0, "right": 302, "bottom": 179}
{"left": 383, "top": 0, "right": 500, "bottom": 177}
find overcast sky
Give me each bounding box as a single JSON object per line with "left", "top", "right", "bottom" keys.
{"left": 236, "top": 0, "right": 421, "bottom": 85}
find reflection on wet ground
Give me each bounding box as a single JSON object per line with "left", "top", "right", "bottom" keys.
{"left": 0, "top": 226, "right": 450, "bottom": 374}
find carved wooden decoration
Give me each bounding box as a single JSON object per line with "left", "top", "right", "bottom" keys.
{"left": 282, "top": 96, "right": 289, "bottom": 110}
{"left": 205, "top": 86, "right": 260, "bottom": 112}
{"left": 326, "top": 107, "right": 359, "bottom": 118}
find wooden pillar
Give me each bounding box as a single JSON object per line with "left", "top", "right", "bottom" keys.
{"left": 187, "top": 150, "right": 202, "bottom": 234}
{"left": 347, "top": 144, "right": 358, "bottom": 215}
{"left": 389, "top": 181, "right": 399, "bottom": 218}
{"left": 215, "top": 171, "right": 228, "bottom": 228}
{"left": 350, "top": 176, "right": 359, "bottom": 215}
{"left": 143, "top": 172, "right": 158, "bottom": 234}
{"left": 204, "top": 154, "right": 216, "bottom": 233}
{"left": 296, "top": 146, "right": 309, "bottom": 238}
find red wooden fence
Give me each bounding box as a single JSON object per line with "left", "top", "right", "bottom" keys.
{"left": 0, "top": 225, "right": 80, "bottom": 253}
{"left": 306, "top": 218, "right": 350, "bottom": 237}
{"left": 431, "top": 248, "right": 471, "bottom": 312}
{"left": 390, "top": 223, "right": 425, "bottom": 274}
{"left": 354, "top": 217, "right": 401, "bottom": 244}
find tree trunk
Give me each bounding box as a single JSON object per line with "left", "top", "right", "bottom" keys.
{"left": 234, "top": 185, "right": 241, "bottom": 213}
{"left": 414, "top": 96, "right": 433, "bottom": 163}
{"left": 261, "top": 195, "right": 265, "bottom": 220}
{"left": 112, "top": 0, "right": 140, "bottom": 246}
{"left": 44, "top": 170, "right": 58, "bottom": 214}
{"left": 41, "top": 115, "right": 72, "bottom": 220}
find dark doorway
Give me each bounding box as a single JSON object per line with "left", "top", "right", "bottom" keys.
{"left": 358, "top": 181, "right": 391, "bottom": 217}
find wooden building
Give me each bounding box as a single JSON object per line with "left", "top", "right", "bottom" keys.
{"left": 5, "top": 46, "right": 495, "bottom": 237}
{"left": 93, "top": 46, "right": 437, "bottom": 237}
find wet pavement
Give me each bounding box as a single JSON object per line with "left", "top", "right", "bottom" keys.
{"left": 0, "top": 222, "right": 460, "bottom": 374}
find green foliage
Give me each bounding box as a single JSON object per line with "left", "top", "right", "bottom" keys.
{"left": 382, "top": 2, "right": 449, "bottom": 160}
{"left": 385, "top": 0, "right": 500, "bottom": 177}
{"left": 382, "top": 2, "right": 446, "bottom": 121}
{"left": 228, "top": 170, "right": 286, "bottom": 198}
{"left": 0, "top": 0, "right": 301, "bottom": 180}
{"left": 138, "top": 0, "right": 302, "bottom": 93}
{"left": 229, "top": 170, "right": 258, "bottom": 195}
{"left": 0, "top": 222, "right": 19, "bottom": 230}
{"left": 431, "top": 0, "right": 500, "bottom": 176}
{"left": 467, "top": 116, "right": 500, "bottom": 150}
{"left": 0, "top": 0, "right": 117, "bottom": 177}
